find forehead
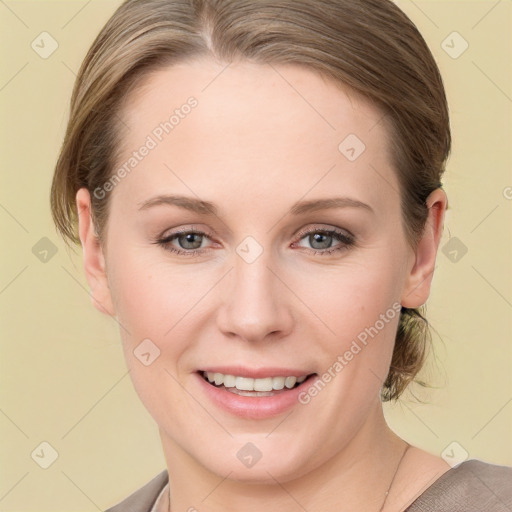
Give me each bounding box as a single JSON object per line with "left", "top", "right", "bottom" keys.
{"left": 111, "top": 57, "right": 398, "bottom": 214}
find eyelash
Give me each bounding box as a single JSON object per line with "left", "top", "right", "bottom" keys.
{"left": 153, "top": 226, "right": 355, "bottom": 257}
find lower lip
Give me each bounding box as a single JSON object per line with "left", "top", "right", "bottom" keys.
{"left": 195, "top": 372, "right": 317, "bottom": 420}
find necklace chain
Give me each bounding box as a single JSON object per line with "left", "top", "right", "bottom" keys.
{"left": 378, "top": 442, "right": 411, "bottom": 512}
{"left": 166, "top": 442, "right": 411, "bottom": 512}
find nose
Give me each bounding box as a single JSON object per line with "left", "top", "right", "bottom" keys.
{"left": 216, "top": 253, "right": 294, "bottom": 344}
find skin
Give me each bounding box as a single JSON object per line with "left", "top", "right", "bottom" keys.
{"left": 76, "top": 57, "right": 450, "bottom": 511}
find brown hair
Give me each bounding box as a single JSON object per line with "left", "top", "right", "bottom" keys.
{"left": 50, "top": 0, "right": 451, "bottom": 401}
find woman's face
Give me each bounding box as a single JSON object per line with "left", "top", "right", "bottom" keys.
{"left": 78, "top": 57, "right": 443, "bottom": 482}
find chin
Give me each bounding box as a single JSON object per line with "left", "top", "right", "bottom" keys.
{"left": 189, "top": 436, "right": 322, "bottom": 485}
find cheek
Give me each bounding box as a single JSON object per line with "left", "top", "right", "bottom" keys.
{"left": 292, "top": 253, "right": 404, "bottom": 396}
{"left": 298, "top": 258, "right": 403, "bottom": 339}
{"left": 108, "top": 247, "right": 200, "bottom": 341}
{"left": 105, "top": 248, "right": 190, "bottom": 399}
{"left": 106, "top": 249, "right": 201, "bottom": 428}
{"left": 106, "top": 244, "right": 222, "bottom": 392}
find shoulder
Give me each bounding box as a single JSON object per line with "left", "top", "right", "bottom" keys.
{"left": 104, "top": 469, "right": 169, "bottom": 512}
{"left": 405, "top": 459, "right": 512, "bottom": 512}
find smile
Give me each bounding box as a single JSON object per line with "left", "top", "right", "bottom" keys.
{"left": 202, "top": 370, "right": 309, "bottom": 394}
{"left": 195, "top": 366, "right": 318, "bottom": 418}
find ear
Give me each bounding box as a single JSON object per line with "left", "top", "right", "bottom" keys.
{"left": 76, "top": 188, "right": 116, "bottom": 316}
{"left": 401, "top": 188, "right": 447, "bottom": 308}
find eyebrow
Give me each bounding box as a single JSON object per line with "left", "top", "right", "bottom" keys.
{"left": 138, "top": 195, "right": 218, "bottom": 215}
{"left": 137, "top": 194, "right": 374, "bottom": 216}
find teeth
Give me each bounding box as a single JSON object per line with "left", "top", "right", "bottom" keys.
{"left": 253, "top": 377, "right": 273, "bottom": 392}
{"left": 235, "top": 376, "right": 254, "bottom": 391}
{"left": 203, "top": 371, "right": 309, "bottom": 391}
{"left": 223, "top": 374, "right": 236, "bottom": 388}
{"left": 284, "top": 376, "right": 297, "bottom": 389}
{"left": 272, "top": 376, "right": 285, "bottom": 390}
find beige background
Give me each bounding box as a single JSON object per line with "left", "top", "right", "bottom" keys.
{"left": 1, "top": 1, "right": 511, "bottom": 510}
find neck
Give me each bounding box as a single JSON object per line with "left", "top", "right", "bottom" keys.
{"left": 159, "top": 402, "right": 408, "bottom": 512}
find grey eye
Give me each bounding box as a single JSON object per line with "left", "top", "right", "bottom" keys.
{"left": 177, "top": 233, "right": 204, "bottom": 249}
{"left": 308, "top": 232, "right": 334, "bottom": 249}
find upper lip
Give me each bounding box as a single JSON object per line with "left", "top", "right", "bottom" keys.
{"left": 198, "top": 366, "right": 315, "bottom": 379}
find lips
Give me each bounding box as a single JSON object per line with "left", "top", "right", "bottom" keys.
{"left": 195, "top": 367, "right": 318, "bottom": 419}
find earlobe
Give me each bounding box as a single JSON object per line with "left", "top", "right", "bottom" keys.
{"left": 401, "top": 188, "right": 447, "bottom": 308}
{"left": 75, "top": 188, "right": 116, "bottom": 317}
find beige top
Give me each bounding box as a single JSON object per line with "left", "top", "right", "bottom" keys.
{"left": 105, "top": 459, "right": 512, "bottom": 512}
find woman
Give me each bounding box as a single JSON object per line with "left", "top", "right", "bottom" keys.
{"left": 50, "top": 0, "right": 512, "bottom": 510}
